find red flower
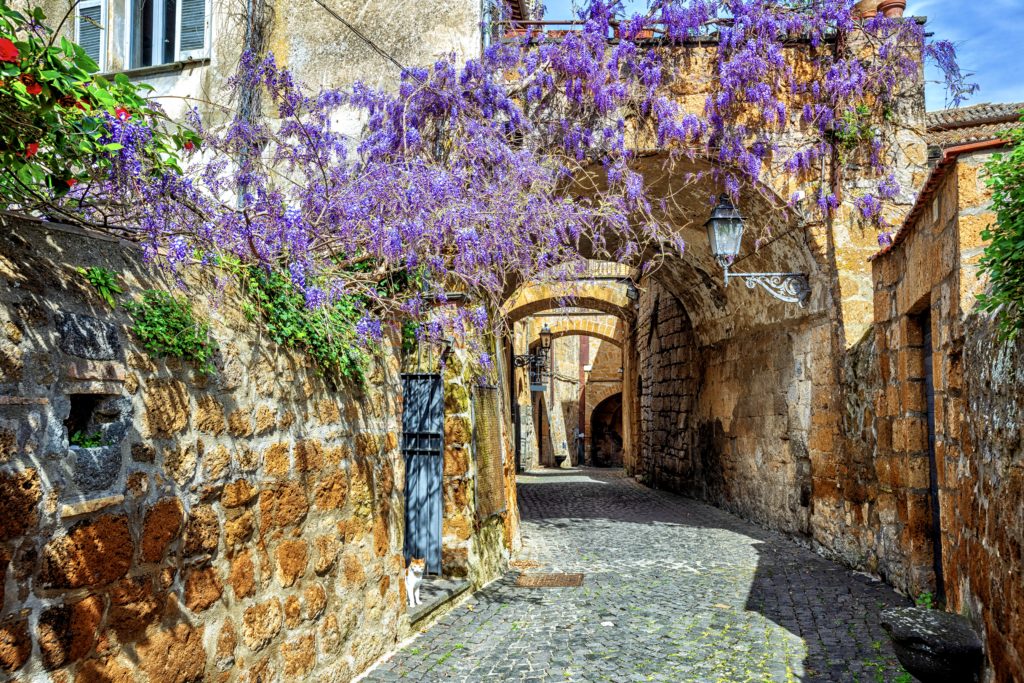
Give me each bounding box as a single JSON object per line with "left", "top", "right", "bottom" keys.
{"left": 25, "top": 142, "right": 39, "bottom": 158}
{"left": 184, "top": 141, "right": 195, "bottom": 151}
{"left": 18, "top": 73, "right": 41, "bottom": 95}
{"left": 0, "top": 38, "right": 18, "bottom": 64}
{"left": 66, "top": 178, "right": 79, "bottom": 187}
{"left": 114, "top": 107, "right": 131, "bottom": 121}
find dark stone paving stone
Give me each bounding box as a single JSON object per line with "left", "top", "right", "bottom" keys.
{"left": 364, "top": 468, "right": 911, "bottom": 682}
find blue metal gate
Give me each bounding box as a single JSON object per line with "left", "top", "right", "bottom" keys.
{"left": 402, "top": 373, "right": 444, "bottom": 575}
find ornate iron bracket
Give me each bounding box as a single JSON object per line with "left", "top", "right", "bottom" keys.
{"left": 719, "top": 258, "right": 811, "bottom": 307}
{"left": 513, "top": 352, "right": 549, "bottom": 391}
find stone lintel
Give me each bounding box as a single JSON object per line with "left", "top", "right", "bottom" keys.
{"left": 61, "top": 494, "right": 125, "bottom": 519}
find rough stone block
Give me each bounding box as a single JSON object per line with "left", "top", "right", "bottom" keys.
{"left": 0, "top": 468, "right": 41, "bottom": 541}
{"left": 141, "top": 498, "right": 185, "bottom": 563}
{"left": 143, "top": 379, "right": 189, "bottom": 437}
{"left": 184, "top": 565, "right": 223, "bottom": 612}
{"left": 40, "top": 514, "right": 132, "bottom": 589}
{"left": 0, "top": 618, "right": 30, "bottom": 673}
{"left": 276, "top": 540, "right": 308, "bottom": 587}
{"left": 183, "top": 505, "right": 219, "bottom": 556}
{"left": 229, "top": 550, "right": 256, "bottom": 599}
{"left": 56, "top": 313, "right": 120, "bottom": 360}
{"left": 242, "top": 600, "right": 282, "bottom": 652}
{"left": 135, "top": 623, "right": 206, "bottom": 683}
{"left": 71, "top": 445, "right": 121, "bottom": 492}
{"left": 38, "top": 596, "right": 103, "bottom": 669}
{"left": 107, "top": 575, "right": 161, "bottom": 638}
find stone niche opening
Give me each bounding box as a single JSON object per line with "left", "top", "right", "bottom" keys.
{"left": 64, "top": 393, "right": 106, "bottom": 441}
{"left": 64, "top": 392, "right": 132, "bottom": 495}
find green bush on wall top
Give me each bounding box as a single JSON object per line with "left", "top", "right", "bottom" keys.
{"left": 125, "top": 290, "right": 217, "bottom": 374}
{"left": 979, "top": 113, "right": 1024, "bottom": 339}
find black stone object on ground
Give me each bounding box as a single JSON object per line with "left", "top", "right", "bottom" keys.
{"left": 56, "top": 312, "right": 121, "bottom": 360}
{"left": 880, "top": 607, "right": 984, "bottom": 683}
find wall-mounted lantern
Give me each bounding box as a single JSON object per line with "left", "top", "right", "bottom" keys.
{"left": 515, "top": 323, "right": 552, "bottom": 392}
{"left": 705, "top": 195, "right": 811, "bottom": 307}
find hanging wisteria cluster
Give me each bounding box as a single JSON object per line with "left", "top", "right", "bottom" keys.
{"left": 6, "top": 0, "right": 976, "bottom": 349}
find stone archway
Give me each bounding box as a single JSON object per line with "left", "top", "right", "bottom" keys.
{"left": 504, "top": 280, "right": 635, "bottom": 324}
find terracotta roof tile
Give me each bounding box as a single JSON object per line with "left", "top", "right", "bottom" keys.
{"left": 926, "top": 102, "right": 1024, "bottom": 147}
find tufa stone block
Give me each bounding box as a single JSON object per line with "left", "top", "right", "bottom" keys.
{"left": 40, "top": 514, "right": 132, "bottom": 589}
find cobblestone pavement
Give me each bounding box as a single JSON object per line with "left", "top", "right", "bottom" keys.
{"left": 364, "top": 469, "right": 910, "bottom": 683}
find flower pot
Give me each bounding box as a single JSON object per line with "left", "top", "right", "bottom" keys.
{"left": 877, "top": 0, "right": 906, "bottom": 18}
{"left": 614, "top": 26, "right": 654, "bottom": 40}
{"left": 854, "top": 0, "right": 880, "bottom": 18}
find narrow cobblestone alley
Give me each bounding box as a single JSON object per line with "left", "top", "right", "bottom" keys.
{"left": 363, "top": 469, "right": 910, "bottom": 682}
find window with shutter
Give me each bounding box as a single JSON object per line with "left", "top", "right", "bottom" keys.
{"left": 128, "top": 0, "right": 207, "bottom": 69}
{"left": 176, "top": 0, "right": 206, "bottom": 58}
{"left": 76, "top": 1, "right": 104, "bottom": 70}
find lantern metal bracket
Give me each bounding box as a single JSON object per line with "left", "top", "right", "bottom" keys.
{"left": 719, "top": 257, "right": 811, "bottom": 308}
{"left": 513, "top": 353, "right": 549, "bottom": 392}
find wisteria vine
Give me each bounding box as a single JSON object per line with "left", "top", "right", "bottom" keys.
{"left": 3, "top": 0, "right": 976, "bottom": 356}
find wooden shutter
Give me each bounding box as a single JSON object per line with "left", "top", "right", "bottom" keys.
{"left": 76, "top": 0, "right": 104, "bottom": 70}
{"left": 176, "top": 0, "right": 207, "bottom": 59}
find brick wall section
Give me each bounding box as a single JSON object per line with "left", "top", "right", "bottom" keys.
{"left": 0, "top": 218, "right": 514, "bottom": 682}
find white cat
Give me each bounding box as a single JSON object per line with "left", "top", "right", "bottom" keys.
{"left": 406, "top": 557, "right": 425, "bottom": 607}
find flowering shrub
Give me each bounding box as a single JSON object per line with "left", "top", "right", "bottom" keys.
{"left": 1, "top": 0, "right": 976, "bottom": 352}
{"left": 0, "top": 0, "right": 193, "bottom": 219}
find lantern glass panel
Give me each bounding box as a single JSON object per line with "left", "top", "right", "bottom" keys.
{"left": 708, "top": 218, "right": 744, "bottom": 261}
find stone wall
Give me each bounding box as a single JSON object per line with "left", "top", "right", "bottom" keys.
{"left": 34, "top": 0, "right": 483, "bottom": 122}
{"left": 635, "top": 282, "right": 700, "bottom": 491}
{"left": 819, "top": 147, "right": 1021, "bottom": 681}
{"left": 0, "top": 216, "right": 513, "bottom": 682}
{"left": 635, "top": 280, "right": 820, "bottom": 537}
{"left": 954, "top": 315, "right": 1024, "bottom": 682}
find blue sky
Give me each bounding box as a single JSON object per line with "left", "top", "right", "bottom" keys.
{"left": 540, "top": 0, "right": 1024, "bottom": 111}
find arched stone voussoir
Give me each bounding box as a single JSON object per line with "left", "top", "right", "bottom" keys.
{"left": 503, "top": 281, "right": 635, "bottom": 324}
{"left": 527, "top": 315, "right": 626, "bottom": 348}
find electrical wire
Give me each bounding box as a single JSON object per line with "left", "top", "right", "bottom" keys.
{"left": 307, "top": 0, "right": 409, "bottom": 74}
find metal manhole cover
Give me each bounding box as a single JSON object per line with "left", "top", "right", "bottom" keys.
{"left": 514, "top": 573, "right": 584, "bottom": 588}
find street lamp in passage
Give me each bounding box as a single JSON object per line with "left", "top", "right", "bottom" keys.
{"left": 705, "top": 195, "right": 811, "bottom": 307}
{"left": 514, "top": 323, "right": 552, "bottom": 392}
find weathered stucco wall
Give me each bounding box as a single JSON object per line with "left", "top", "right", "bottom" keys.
{"left": 0, "top": 216, "right": 514, "bottom": 682}
{"left": 34, "top": 0, "right": 482, "bottom": 122}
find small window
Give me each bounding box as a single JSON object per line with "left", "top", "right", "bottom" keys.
{"left": 129, "top": 0, "right": 208, "bottom": 69}
{"left": 76, "top": 0, "right": 105, "bottom": 70}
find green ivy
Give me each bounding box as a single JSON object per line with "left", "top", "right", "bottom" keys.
{"left": 124, "top": 290, "right": 217, "bottom": 374}
{"left": 833, "top": 104, "right": 878, "bottom": 156}
{"left": 241, "top": 269, "right": 367, "bottom": 386}
{"left": 69, "top": 430, "right": 105, "bottom": 448}
{"left": 76, "top": 266, "right": 123, "bottom": 308}
{"left": 978, "top": 114, "right": 1024, "bottom": 339}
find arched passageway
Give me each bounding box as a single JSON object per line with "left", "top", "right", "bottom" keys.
{"left": 590, "top": 392, "right": 623, "bottom": 467}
